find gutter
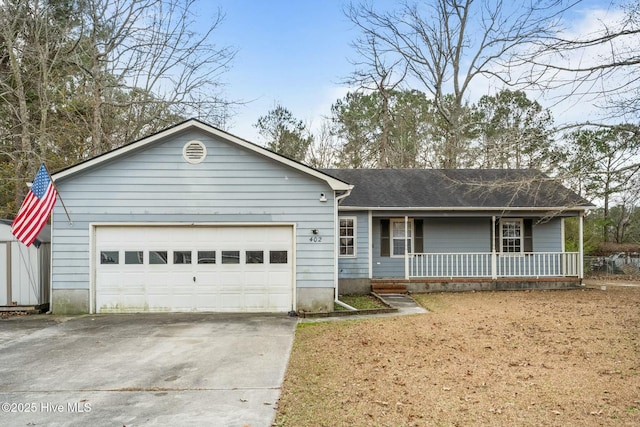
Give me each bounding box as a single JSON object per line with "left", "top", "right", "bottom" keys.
{"left": 337, "top": 205, "right": 595, "bottom": 212}
{"left": 334, "top": 187, "right": 354, "bottom": 307}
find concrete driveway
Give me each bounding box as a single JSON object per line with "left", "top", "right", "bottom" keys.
{"left": 0, "top": 313, "right": 297, "bottom": 426}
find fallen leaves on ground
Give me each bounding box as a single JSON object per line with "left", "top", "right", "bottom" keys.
{"left": 275, "top": 285, "right": 640, "bottom": 427}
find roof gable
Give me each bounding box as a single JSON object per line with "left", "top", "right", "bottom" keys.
{"left": 52, "top": 119, "right": 351, "bottom": 191}
{"left": 323, "top": 169, "right": 592, "bottom": 211}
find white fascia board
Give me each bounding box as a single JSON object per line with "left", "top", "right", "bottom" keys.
{"left": 89, "top": 221, "right": 298, "bottom": 228}
{"left": 52, "top": 119, "right": 353, "bottom": 191}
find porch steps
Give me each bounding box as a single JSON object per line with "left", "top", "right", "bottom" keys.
{"left": 371, "top": 279, "right": 408, "bottom": 294}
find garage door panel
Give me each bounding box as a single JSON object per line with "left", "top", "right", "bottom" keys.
{"left": 269, "top": 294, "right": 291, "bottom": 309}
{"left": 122, "top": 294, "right": 147, "bottom": 309}
{"left": 268, "top": 271, "right": 292, "bottom": 285}
{"left": 146, "top": 294, "right": 174, "bottom": 310}
{"left": 95, "top": 225, "right": 293, "bottom": 313}
{"left": 195, "top": 294, "right": 220, "bottom": 310}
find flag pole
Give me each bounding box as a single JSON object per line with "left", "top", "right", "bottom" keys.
{"left": 44, "top": 164, "right": 72, "bottom": 226}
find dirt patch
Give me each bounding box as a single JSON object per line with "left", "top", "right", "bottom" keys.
{"left": 275, "top": 285, "right": 640, "bottom": 426}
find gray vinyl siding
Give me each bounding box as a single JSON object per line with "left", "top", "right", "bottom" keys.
{"left": 372, "top": 217, "right": 489, "bottom": 278}
{"left": 497, "top": 218, "right": 565, "bottom": 276}
{"left": 337, "top": 211, "right": 369, "bottom": 279}
{"left": 424, "top": 218, "right": 490, "bottom": 253}
{"left": 532, "top": 219, "right": 562, "bottom": 252}
{"left": 371, "top": 217, "right": 405, "bottom": 278}
{"left": 371, "top": 216, "right": 566, "bottom": 278}
{"left": 51, "top": 128, "right": 336, "bottom": 291}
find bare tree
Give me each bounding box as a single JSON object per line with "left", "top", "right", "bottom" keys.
{"left": 345, "top": 35, "right": 407, "bottom": 167}
{"left": 346, "top": 0, "right": 575, "bottom": 168}
{"left": 306, "top": 121, "right": 339, "bottom": 169}
{"left": 0, "top": 0, "right": 78, "bottom": 210}
{"left": 519, "top": 0, "right": 640, "bottom": 120}
{"left": 72, "top": 0, "right": 236, "bottom": 155}
{"left": 0, "top": 0, "right": 235, "bottom": 217}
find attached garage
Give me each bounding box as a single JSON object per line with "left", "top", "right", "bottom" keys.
{"left": 94, "top": 224, "right": 294, "bottom": 313}
{"left": 49, "top": 119, "right": 352, "bottom": 314}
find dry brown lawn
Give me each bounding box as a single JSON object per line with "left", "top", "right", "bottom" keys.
{"left": 275, "top": 285, "right": 640, "bottom": 427}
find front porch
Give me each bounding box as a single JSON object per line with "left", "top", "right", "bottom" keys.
{"left": 409, "top": 251, "right": 580, "bottom": 279}
{"left": 370, "top": 251, "right": 581, "bottom": 294}
{"left": 336, "top": 212, "right": 587, "bottom": 296}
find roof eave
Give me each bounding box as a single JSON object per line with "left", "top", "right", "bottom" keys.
{"left": 337, "top": 205, "right": 594, "bottom": 212}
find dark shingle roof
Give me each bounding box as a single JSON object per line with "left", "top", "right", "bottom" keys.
{"left": 322, "top": 169, "right": 591, "bottom": 210}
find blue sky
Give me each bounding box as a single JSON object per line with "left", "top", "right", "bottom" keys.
{"left": 202, "top": 0, "right": 625, "bottom": 143}
{"left": 210, "top": 0, "right": 360, "bottom": 141}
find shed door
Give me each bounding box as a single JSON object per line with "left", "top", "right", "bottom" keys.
{"left": 95, "top": 225, "right": 294, "bottom": 313}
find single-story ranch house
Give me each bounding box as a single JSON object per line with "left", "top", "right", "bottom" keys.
{"left": 49, "top": 119, "right": 591, "bottom": 314}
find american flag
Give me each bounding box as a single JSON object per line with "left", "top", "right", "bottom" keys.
{"left": 11, "top": 164, "right": 58, "bottom": 246}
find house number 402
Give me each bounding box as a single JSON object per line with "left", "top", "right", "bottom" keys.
{"left": 309, "top": 236, "right": 322, "bottom": 243}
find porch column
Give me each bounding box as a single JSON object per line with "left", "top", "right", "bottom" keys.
{"left": 368, "top": 211, "right": 373, "bottom": 279}
{"left": 491, "top": 216, "right": 497, "bottom": 279}
{"left": 579, "top": 212, "right": 584, "bottom": 280}
{"left": 404, "top": 215, "right": 409, "bottom": 280}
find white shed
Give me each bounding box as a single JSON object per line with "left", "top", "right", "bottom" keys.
{"left": 0, "top": 220, "right": 50, "bottom": 310}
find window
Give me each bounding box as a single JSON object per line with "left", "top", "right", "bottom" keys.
{"left": 198, "top": 251, "right": 216, "bottom": 264}
{"left": 246, "top": 251, "right": 264, "bottom": 264}
{"left": 390, "top": 219, "right": 413, "bottom": 257}
{"left": 149, "top": 251, "right": 168, "bottom": 264}
{"left": 501, "top": 219, "right": 523, "bottom": 253}
{"left": 339, "top": 217, "right": 356, "bottom": 257}
{"left": 221, "top": 251, "right": 240, "bottom": 264}
{"left": 100, "top": 251, "right": 119, "bottom": 264}
{"left": 173, "top": 251, "right": 192, "bottom": 264}
{"left": 269, "top": 250, "right": 288, "bottom": 264}
{"left": 125, "top": 251, "right": 143, "bottom": 264}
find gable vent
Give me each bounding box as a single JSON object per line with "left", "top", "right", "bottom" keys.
{"left": 183, "top": 140, "right": 207, "bottom": 164}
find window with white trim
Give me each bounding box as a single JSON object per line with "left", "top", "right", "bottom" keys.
{"left": 391, "top": 218, "right": 413, "bottom": 257}
{"left": 339, "top": 217, "right": 356, "bottom": 257}
{"left": 501, "top": 219, "right": 523, "bottom": 253}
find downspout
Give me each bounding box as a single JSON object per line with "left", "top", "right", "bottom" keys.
{"left": 334, "top": 187, "right": 355, "bottom": 309}
{"left": 47, "top": 208, "right": 54, "bottom": 314}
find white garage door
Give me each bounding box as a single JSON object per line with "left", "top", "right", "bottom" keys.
{"left": 95, "top": 225, "right": 294, "bottom": 313}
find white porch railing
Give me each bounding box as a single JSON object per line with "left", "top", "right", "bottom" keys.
{"left": 408, "top": 252, "right": 580, "bottom": 279}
